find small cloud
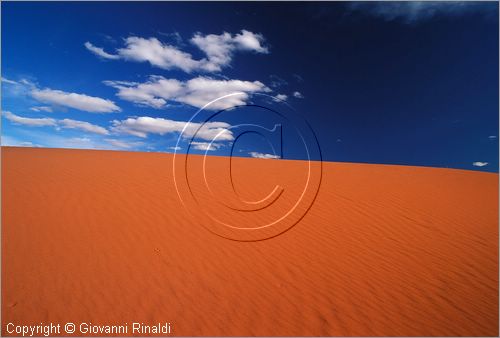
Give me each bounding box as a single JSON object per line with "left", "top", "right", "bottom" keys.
{"left": 32, "top": 88, "right": 120, "bottom": 113}
{"left": 249, "top": 151, "right": 280, "bottom": 159}
{"left": 104, "top": 138, "right": 144, "bottom": 149}
{"left": 1, "top": 77, "right": 19, "bottom": 85}
{"left": 20, "top": 141, "right": 38, "bottom": 147}
{"left": 293, "top": 91, "right": 304, "bottom": 99}
{"left": 472, "top": 162, "right": 488, "bottom": 167}
{"left": 168, "top": 146, "right": 181, "bottom": 151}
{"left": 105, "top": 138, "right": 131, "bottom": 149}
{"left": 65, "top": 137, "right": 93, "bottom": 148}
{"left": 3, "top": 111, "right": 108, "bottom": 135}
{"left": 3, "top": 111, "right": 57, "bottom": 127}
{"left": 59, "top": 119, "right": 109, "bottom": 135}
{"left": 190, "top": 141, "right": 223, "bottom": 151}
{"left": 274, "top": 94, "right": 288, "bottom": 102}
{"left": 488, "top": 135, "right": 497, "bottom": 140}
{"left": 84, "top": 41, "right": 120, "bottom": 60}
{"left": 30, "top": 106, "right": 53, "bottom": 113}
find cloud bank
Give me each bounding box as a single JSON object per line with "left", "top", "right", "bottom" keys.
{"left": 85, "top": 30, "right": 268, "bottom": 73}
{"left": 3, "top": 111, "right": 109, "bottom": 135}
{"left": 104, "top": 75, "right": 270, "bottom": 110}
{"left": 111, "top": 116, "right": 234, "bottom": 141}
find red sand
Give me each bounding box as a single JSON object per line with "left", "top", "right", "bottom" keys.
{"left": 2, "top": 147, "right": 498, "bottom": 336}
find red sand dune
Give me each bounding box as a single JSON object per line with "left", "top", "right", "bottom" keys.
{"left": 2, "top": 147, "right": 498, "bottom": 336}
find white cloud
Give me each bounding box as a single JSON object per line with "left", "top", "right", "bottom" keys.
{"left": 84, "top": 42, "right": 120, "bottom": 60}
{"left": 232, "top": 30, "right": 269, "bottom": 53}
{"left": 30, "top": 106, "right": 53, "bottom": 113}
{"left": 104, "top": 138, "right": 144, "bottom": 149}
{"left": 3, "top": 111, "right": 108, "bottom": 135}
{"left": 293, "top": 91, "right": 304, "bottom": 98}
{"left": 472, "top": 162, "right": 488, "bottom": 167}
{"left": 168, "top": 146, "right": 182, "bottom": 151}
{"left": 488, "top": 135, "right": 497, "bottom": 140}
{"left": 181, "top": 77, "right": 269, "bottom": 109}
{"left": 86, "top": 30, "right": 268, "bottom": 73}
{"left": 55, "top": 136, "right": 97, "bottom": 149}
{"left": 31, "top": 88, "right": 120, "bottom": 113}
{"left": 59, "top": 119, "right": 109, "bottom": 135}
{"left": 118, "top": 37, "right": 201, "bottom": 72}
{"left": 111, "top": 116, "right": 234, "bottom": 141}
{"left": 249, "top": 151, "right": 280, "bottom": 159}
{"left": 190, "top": 141, "right": 223, "bottom": 151}
{"left": 1, "top": 77, "right": 19, "bottom": 85}
{"left": 3, "top": 111, "right": 57, "bottom": 127}
{"left": 105, "top": 75, "right": 270, "bottom": 110}
{"left": 105, "top": 139, "right": 130, "bottom": 148}
{"left": 191, "top": 30, "right": 268, "bottom": 72}
{"left": 61, "top": 137, "right": 113, "bottom": 150}
{"left": 274, "top": 94, "right": 288, "bottom": 101}
{"left": 104, "top": 76, "right": 182, "bottom": 109}
{"left": 3, "top": 78, "right": 120, "bottom": 113}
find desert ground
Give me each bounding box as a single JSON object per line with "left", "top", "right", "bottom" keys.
{"left": 2, "top": 146, "right": 498, "bottom": 336}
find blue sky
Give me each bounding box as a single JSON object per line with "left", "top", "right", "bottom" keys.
{"left": 2, "top": 1, "right": 498, "bottom": 172}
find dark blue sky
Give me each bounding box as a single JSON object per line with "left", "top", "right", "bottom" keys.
{"left": 2, "top": 1, "right": 498, "bottom": 172}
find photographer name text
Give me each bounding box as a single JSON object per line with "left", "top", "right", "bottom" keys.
{"left": 6, "top": 322, "right": 173, "bottom": 336}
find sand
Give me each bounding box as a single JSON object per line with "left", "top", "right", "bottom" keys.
{"left": 2, "top": 146, "right": 498, "bottom": 336}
